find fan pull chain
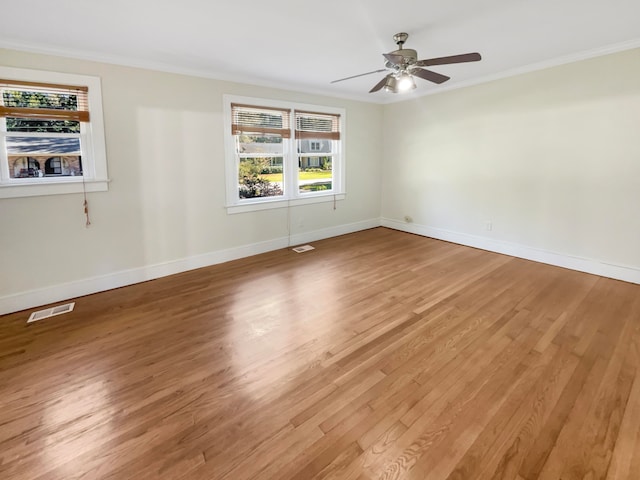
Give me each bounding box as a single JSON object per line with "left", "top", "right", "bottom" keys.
{"left": 83, "top": 199, "right": 91, "bottom": 227}
{"left": 82, "top": 175, "right": 91, "bottom": 227}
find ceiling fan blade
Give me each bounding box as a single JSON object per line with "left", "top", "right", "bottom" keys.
{"left": 369, "top": 75, "right": 391, "bottom": 93}
{"left": 330, "top": 69, "right": 387, "bottom": 84}
{"left": 411, "top": 68, "right": 450, "bottom": 84}
{"left": 383, "top": 53, "right": 404, "bottom": 66}
{"left": 416, "top": 52, "right": 482, "bottom": 67}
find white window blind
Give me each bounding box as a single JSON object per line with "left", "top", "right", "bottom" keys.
{"left": 0, "top": 79, "right": 90, "bottom": 123}
{"left": 295, "top": 110, "right": 340, "bottom": 140}
{"left": 231, "top": 103, "right": 291, "bottom": 138}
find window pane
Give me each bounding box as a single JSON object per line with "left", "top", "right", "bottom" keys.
{"left": 236, "top": 134, "right": 283, "bottom": 154}
{"left": 238, "top": 157, "right": 284, "bottom": 199}
{"left": 298, "top": 139, "right": 332, "bottom": 154}
{"left": 8, "top": 155, "right": 82, "bottom": 178}
{"left": 6, "top": 117, "right": 80, "bottom": 133}
{"left": 5, "top": 137, "right": 82, "bottom": 179}
{"left": 298, "top": 156, "right": 332, "bottom": 193}
{"left": 3, "top": 89, "right": 80, "bottom": 110}
{"left": 7, "top": 136, "right": 80, "bottom": 155}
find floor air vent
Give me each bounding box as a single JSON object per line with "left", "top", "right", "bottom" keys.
{"left": 28, "top": 302, "right": 75, "bottom": 323}
{"left": 292, "top": 244, "right": 315, "bottom": 253}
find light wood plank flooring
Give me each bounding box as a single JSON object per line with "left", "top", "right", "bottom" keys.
{"left": 1, "top": 227, "right": 639, "bottom": 479}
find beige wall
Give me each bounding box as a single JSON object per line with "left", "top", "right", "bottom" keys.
{"left": 382, "top": 48, "right": 640, "bottom": 276}
{"left": 0, "top": 49, "right": 383, "bottom": 309}
{"left": 3, "top": 46, "right": 639, "bottom": 313}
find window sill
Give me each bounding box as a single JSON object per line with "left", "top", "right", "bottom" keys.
{"left": 0, "top": 178, "right": 110, "bottom": 199}
{"left": 226, "top": 193, "right": 345, "bottom": 214}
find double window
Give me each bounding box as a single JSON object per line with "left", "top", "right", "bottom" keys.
{"left": 0, "top": 67, "right": 108, "bottom": 198}
{"left": 224, "top": 96, "right": 344, "bottom": 212}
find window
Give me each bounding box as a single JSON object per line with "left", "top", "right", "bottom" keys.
{"left": 295, "top": 111, "right": 339, "bottom": 195}
{"left": 224, "top": 96, "right": 345, "bottom": 213}
{"left": 232, "top": 103, "right": 289, "bottom": 200}
{"left": 0, "top": 67, "right": 108, "bottom": 198}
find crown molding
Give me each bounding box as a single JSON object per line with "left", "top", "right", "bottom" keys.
{"left": 2, "top": 37, "right": 640, "bottom": 106}
{"left": 0, "top": 39, "right": 379, "bottom": 104}
{"left": 384, "top": 37, "right": 640, "bottom": 104}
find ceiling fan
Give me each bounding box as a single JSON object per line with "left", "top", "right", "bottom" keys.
{"left": 331, "top": 32, "right": 482, "bottom": 93}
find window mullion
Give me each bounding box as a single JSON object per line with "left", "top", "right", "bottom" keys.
{"left": 3, "top": 131, "right": 81, "bottom": 139}
{"left": 0, "top": 131, "right": 8, "bottom": 182}
{"left": 237, "top": 153, "right": 282, "bottom": 159}
{"left": 0, "top": 95, "right": 7, "bottom": 179}
{"left": 287, "top": 115, "right": 296, "bottom": 199}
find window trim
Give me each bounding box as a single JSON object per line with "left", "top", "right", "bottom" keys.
{"left": 0, "top": 66, "right": 109, "bottom": 199}
{"left": 223, "top": 95, "right": 345, "bottom": 213}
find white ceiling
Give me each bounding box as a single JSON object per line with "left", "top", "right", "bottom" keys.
{"left": 2, "top": 0, "right": 640, "bottom": 104}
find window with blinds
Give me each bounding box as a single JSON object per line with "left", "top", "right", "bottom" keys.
{"left": 225, "top": 96, "right": 344, "bottom": 209}
{"left": 1, "top": 79, "right": 89, "bottom": 179}
{"left": 231, "top": 104, "right": 288, "bottom": 199}
{"left": 295, "top": 110, "right": 340, "bottom": 194}
{"left": 0, "top": 67, "right": 108, "bottom": 198}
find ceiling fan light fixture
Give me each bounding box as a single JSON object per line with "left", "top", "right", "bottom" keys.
{"left": 383, "top": 75, "right": 398, "bottom": 93}
{"left": 396, "top": 73, "right": 416, "bottom": 92}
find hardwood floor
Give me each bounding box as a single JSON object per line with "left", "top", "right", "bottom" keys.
{"left": 1, "top": 227, "right": 639, "bottom": 480}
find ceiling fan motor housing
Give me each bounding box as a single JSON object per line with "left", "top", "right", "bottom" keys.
{"left": 385, "top": 48, "right": 417, "bottom": 69}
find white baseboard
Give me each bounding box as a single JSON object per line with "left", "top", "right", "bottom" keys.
{"left": 288, "top": 218, "right": 380, "bottom": 246}
{"left": 381, "top": 218, "right": 640, "bottom": 285}
{"left": 0, "top": 218, "right": 380, "bottom": 316}
{"left": 6, "top": 216, "right": 636, "bottom": 316}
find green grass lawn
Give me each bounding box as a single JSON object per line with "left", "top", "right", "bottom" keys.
{"left": 261, "top": 171, "right": 332, "bottom": 183}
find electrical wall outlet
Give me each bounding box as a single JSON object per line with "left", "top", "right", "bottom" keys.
{"left": 485, "top": 221, "right": 492, "bottom": 231}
